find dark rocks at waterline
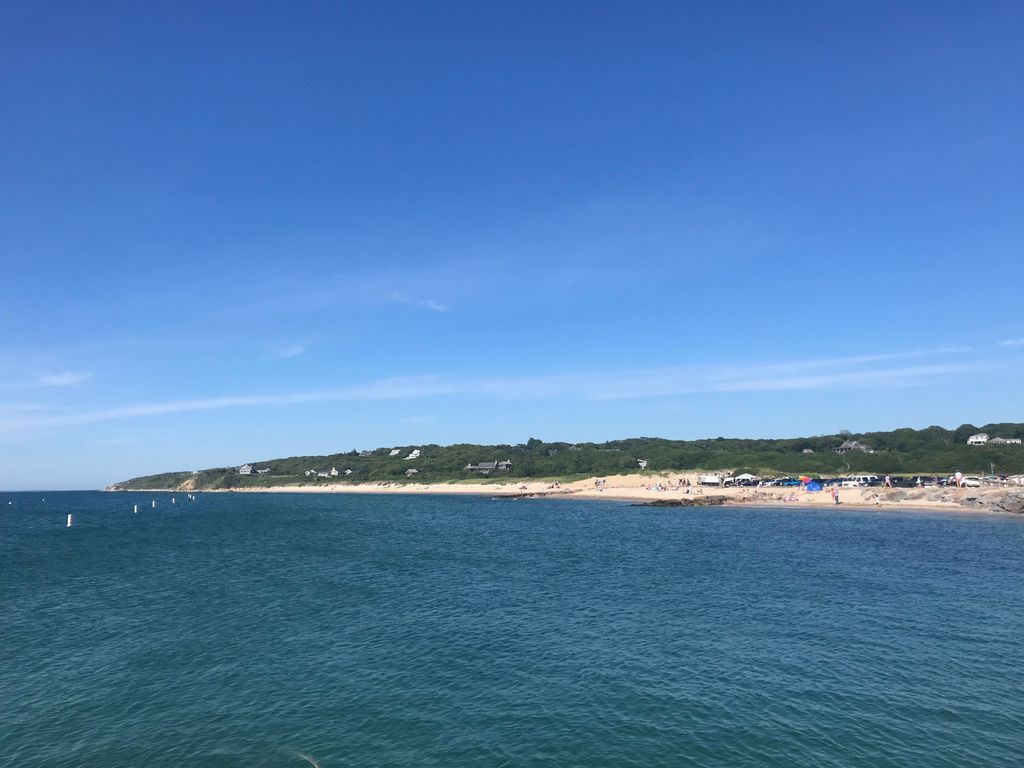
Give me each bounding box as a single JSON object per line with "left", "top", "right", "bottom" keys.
{"left": 959, "top": 490, "right": 1024, "bottom": 515}
{"left": 634, "top": 496, "right": 730, "bottom": 507}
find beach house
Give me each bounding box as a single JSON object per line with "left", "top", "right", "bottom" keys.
{"left": 987, "top": 437, "right": 1022, "bottom": 445}
{"left": 465, "top": 460, "right": 512, "bottom": 474}
{"left": 967, "top": 433, "right": 990, "bottom": 446}
{"left": 238, "top": 464, "right": 253, "bottom": 475}
{"left": 834, "top": 440, "right": 873, "bottom": 455}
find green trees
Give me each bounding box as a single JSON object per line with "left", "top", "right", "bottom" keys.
{"left": 113, "top": 423, "right": 1024, "bottom": 489}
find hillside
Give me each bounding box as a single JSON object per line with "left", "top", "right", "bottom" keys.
{"left": 107, "top": 423, "right": 1024, "bottom": 491}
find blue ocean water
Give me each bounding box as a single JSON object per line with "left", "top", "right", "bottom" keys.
{"left": 2, "top": 491, "right": 1023, "bottom": 767}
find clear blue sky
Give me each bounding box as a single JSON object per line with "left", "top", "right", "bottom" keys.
{"left": 2, "top": 1, "right": 1022, "bottom": 489}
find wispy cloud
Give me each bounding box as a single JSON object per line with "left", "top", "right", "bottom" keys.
{"left": 274, "top": 344, "right": 307, "bottom": 359}
{"left": 0, "top": 347, "right": 985, "bottom": 434}
{"left": 388, "top": 292, "right": 449, "bottom": 312}
{"left": 36, "top": 370, "right": 93, "bottom": 387}
{"left": 92, "top": 437, "right": 141, "bottom": 446}
{"left": 998, "top": 338, "right": 1024, "bottom": 348}
{"left": 402, "top": 414, "right": 436, "bottom": 425}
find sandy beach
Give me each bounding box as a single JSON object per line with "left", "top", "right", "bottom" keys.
{"left": 152, "top": 473, "right": 1023, "bottom": 514}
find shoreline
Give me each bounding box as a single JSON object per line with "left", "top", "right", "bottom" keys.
{"left": 106, "top": 472, "right": 1023, "bottom": 515}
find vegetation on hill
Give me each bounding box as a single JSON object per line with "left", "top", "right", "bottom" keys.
{"left": 107, "top": 423, "right": 1024, "bottom": 491}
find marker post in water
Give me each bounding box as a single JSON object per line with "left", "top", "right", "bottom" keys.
{"left": 133, "top": 504, "right": 138, "bottom": 514}
{"left": 152, "top": 500, "right": 156, "bottom": 509}
{"left": 66, "top": 514, "right": 73, "bottom": 528}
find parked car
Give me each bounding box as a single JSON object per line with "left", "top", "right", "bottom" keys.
{"left": 909, "top": 476, "right": 939, "bottom": 487}
{"left": 961, "top": 475, "right": 982, "bottom": 488}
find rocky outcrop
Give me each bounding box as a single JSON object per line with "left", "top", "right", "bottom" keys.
{"left": 635, "top": 496, "right": 729, "bottom": 507}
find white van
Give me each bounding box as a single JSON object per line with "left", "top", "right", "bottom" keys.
{"left": 850, "top": 474, "right": 879, "bottom": 486}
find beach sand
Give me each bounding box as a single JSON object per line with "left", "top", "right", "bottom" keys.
{"left": 194, "top": 473, "right": 1020, "bottom": 514}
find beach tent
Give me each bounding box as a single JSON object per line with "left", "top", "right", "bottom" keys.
{"left": 805, "top": 481, "right": 822, "bottom": 491}
{"left": 734, "top": 473, "right": 759, "bottom": 482}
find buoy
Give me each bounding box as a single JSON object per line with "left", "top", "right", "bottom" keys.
{"left": 66, "top": 514, "right": 73, "bottom": 527}
{"left": 133, "top": 504, "right": 138, "bottom": 514}
{"left": 172, "top": 497, "right": 175, "bottom": 504}
{"left": 152, "top": 500, "right": 156, "bottom": 508}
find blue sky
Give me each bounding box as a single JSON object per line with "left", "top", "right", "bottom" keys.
{"left": 2, "top": 1, "right": 1023, "bottom": 489}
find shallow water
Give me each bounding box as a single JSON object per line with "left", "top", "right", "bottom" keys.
{"left": 3, "top": 491, "right": 1023, "bottom": 767}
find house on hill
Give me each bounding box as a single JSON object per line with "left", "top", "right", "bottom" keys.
{"left": 465, "top": 460, "right": 512, "bottom": 474}
{"left": 404, "top": 449, "right": 421, "bottom": 460}
{"left": 967, "top": 433, "right": 990, "bottom": 446}
{"left": 388, "top": 448, "right": 401, "bottom": 457}
{"left": 988, "top": 437, "right": 1022, "bottom": 445}
{"left": 238, "top": 464, "right": 253, "bottom": 475}
{"left": 405, "top": 468, "right": 419, "bottom": 477}
{"left": 834, "top": 440, "right": 873, "bottom": 455}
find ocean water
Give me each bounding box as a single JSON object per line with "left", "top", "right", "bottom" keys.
{"left": 2, "top": 492, "right": 1023, "bottom": 767}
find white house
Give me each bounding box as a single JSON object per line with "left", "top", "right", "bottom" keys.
{"left": 238, "top": 464, "right": 253, "bottom": 475}
{"left": 329, "top": 467, "right": 339, "bottom": 477}
{"left": 404, "top": 449, "right": 421, "bottom": 460}
{"left": 388, "top": 448, "right": 402, "bottom": 457}
{"left": 255, "top": 468, "right": 271, "bottom": 475}
{"left": 835, "top": 440, "right": 874, "bottom": 455}
{"left": 988, "top": 437, "right": 1022, "bottom": 445}
{"left": 405, "top": 468, "right": 419, "bottom": 477}
{"left": 637, "top": 459, "right": 648, "bottom": 470}
{"left": 967, "top": 433, "right": 990, "bottom": 446}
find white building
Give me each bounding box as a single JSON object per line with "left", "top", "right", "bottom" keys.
{"left": 238, "top": 464, "right": 253, "bottom": 475}
{"left": 404, "top": 449, "right": 421, "bottom": 460}
{"left": 405, "top": 468, "right": 419, "bottom": 477}
{"left": 988, "top": 437, "right": 1022, "bottom": 445}
{"left": 835, "top": 440, "right": 874, "bottom": 455}
{"left": 388, "top": 448, "right": 401, "bottom": 457}
{"left": 329, "top": 467, "right": 339, "bottom": 477}
{"left": 967, "top": 433, "right": 990, "bottom": 446}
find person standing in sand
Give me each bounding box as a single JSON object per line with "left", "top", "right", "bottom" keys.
{"left": 954, "top": 470, "right": 963, "bottom": 488}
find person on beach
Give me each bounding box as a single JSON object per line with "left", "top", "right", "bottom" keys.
{"left": 831, "top": 487, "right": 840, "bottom": 505}
{"left": 884, "top": 475, "right": 892, "bottom": 488}
{"left": 954, "top": 470, "right": 963, "bottom": 488}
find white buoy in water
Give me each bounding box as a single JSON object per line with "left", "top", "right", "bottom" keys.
{"left": 133, "top": 504, "right": 138, "bottom": 514}
{"left": 152, "top": 500, "right": 156, "bottom": 508}
{"left": 172, "top": 497, "right": 176, "bottom": 504}
{"left": 66, "top": 514, "right": 73, "bottom": 527}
